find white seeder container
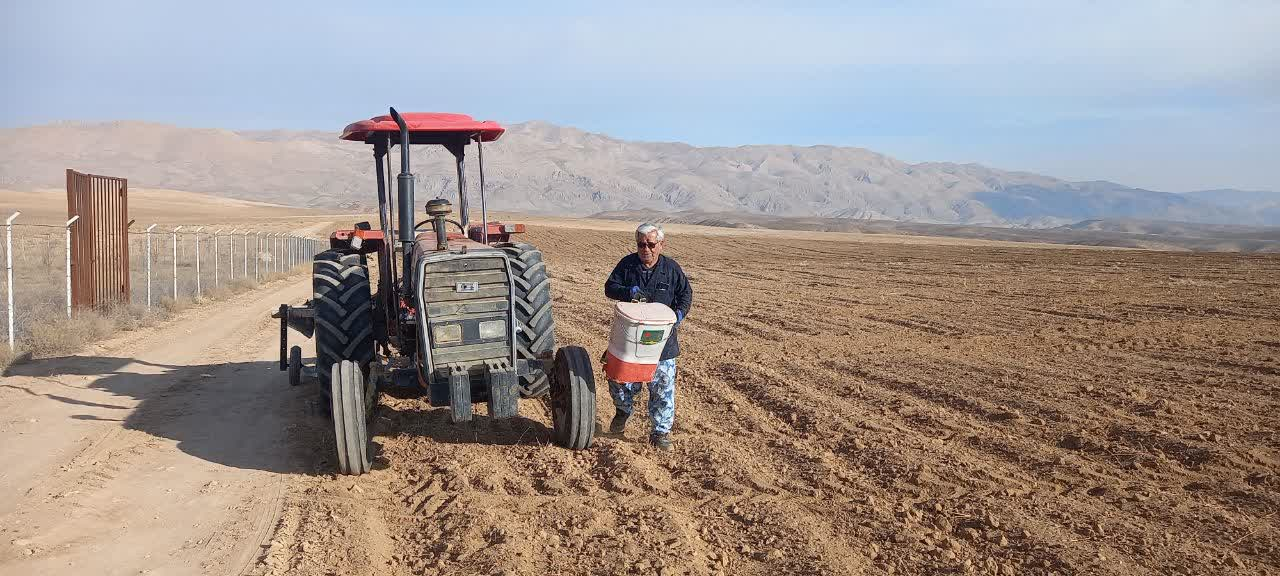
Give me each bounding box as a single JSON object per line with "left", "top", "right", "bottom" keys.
{"left": 604, "top": 301, "right": 677, "bottom": 382}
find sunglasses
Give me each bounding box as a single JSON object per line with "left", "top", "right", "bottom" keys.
{"left": 636, "top": 240, "right": 661, "bottom": 249}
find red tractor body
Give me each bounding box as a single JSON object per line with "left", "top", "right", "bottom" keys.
{"left": 274, "top": 108, "right": 596, "bottom": 474}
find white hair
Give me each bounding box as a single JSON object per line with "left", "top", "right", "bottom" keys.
{"left": 635, "top": 222, "right": 665, "bottom": 241}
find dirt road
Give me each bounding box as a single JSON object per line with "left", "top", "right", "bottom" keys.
{"left": 0, "top": 275, "right": 314, "bottom": 575}
{"left": 3, "top": 222, "right": 1278, "bottom": 576}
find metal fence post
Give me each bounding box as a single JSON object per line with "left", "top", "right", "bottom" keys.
{"left": 243, "top": 231, "right": 249, "bottom": 278}
{"left": 65, "top": 215, "right": 80, "bottom": 318}
{"left": 215, "top": 229, "right": 222, "bottom": 288}
{"left": 255, "top": 232, "right": 261, "bottom": 280}
{"left": 172, "top": 226, "right": 183, "bottom": 300}
{"left": 146, "top": 224, "right": 157, "bottom": 308}
{"left": 194, "top": 227, "right": 204, "bottom": 297}
{"left": 6, "top": 211, "right": 20, "bottom": 350}
{"left": 229, "top": 228, "right": 238, "bottom": 280}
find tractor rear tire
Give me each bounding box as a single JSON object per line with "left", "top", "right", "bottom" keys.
{"left": 313, "top": 250, "right": 375, "bottom": 404}
{"left": 550, "top": 346, "right": 596, "bottom": 450}
{"left": 331, "top": 360, "right": 371, "bottom": 475}
{"left": 499, "top": 242, "right": 556, "bottom": 398}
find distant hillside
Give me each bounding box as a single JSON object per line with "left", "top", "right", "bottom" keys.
{"left": 1179, "top": 189, "right": 1280, "bottom": 225}
{"left": 1059, "top": 218, "right": 1280, "bottom": 241}
{"left": 1181, "top": 189, "right": 1280, "bottom": 209}
{"left": 595, "top": 210, "right": 1280, "bottom": 253}
{"left": 1, "top": 120, "right": 1274, "bottom": 227}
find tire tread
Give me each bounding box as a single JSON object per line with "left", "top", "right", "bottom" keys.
{"left": 499, "top": 243, "right": 556, "bottom": 398}
{"left": 313, "top": 250, "right": 375, "bottom": 401}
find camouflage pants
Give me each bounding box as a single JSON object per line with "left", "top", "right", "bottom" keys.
{"left": 608, "top": 358, "right": 677, "bottom": 435}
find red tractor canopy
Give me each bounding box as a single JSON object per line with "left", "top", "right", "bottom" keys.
{"left": 340, "top": 112, "right": 505, "bottom": 145}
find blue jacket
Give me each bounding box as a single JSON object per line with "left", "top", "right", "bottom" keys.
{"left": 604, "top": 254, "right": 692, "bottom": 361}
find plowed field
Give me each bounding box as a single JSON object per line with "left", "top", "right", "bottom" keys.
{"left": 257, "top": 225, "right": 1280, "bottom": 576}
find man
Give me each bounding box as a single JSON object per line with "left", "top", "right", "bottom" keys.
{"left": 604, "top": 223, "right": 693, "bottom": 451}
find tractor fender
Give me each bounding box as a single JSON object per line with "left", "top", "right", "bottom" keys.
{"left": 329, "top": 228, "right": 386, "bottom": 255}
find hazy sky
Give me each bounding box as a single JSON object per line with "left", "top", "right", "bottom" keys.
{"left": 3, "top": 1, "right": 1277, "bottom": 192}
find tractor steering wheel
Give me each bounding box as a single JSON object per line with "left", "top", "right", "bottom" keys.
{"left": 415, "top": 218, "right": 466, "bottom": 233}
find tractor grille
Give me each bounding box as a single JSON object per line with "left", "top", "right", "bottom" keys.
{"left": 421, "top": 255, "right": 512, "bottom": 368}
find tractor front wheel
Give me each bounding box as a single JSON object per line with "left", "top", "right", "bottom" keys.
{"left": 331, "top": 360, "right": 371, "bottom": 475}
{"left": 550, "top": 346, "right": 596, "bottom": 450}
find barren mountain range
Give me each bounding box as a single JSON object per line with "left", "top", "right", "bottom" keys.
{"left": 2, "top": 120, "right": 1277, "bottom": 228}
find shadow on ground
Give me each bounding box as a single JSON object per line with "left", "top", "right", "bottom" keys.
{"left": 3, "top": 354, "right": 559, "bottom": 475}
{"left": 4, "top": 355, "right": 326, "bottom": 475}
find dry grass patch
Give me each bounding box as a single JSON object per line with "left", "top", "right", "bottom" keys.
{"left": 1, "top": 267, "right": 310, "bottom": 373}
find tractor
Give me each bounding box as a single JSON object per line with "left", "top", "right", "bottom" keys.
{"left": 274, "top": 108, "right": 596, "bottom": 474}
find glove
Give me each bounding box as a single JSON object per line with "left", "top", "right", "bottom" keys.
{"left": 629, "top": 286, "right": 642, "bottom": 300}
{"left": 676, "top": 309, "right": 685, "bottom": 324}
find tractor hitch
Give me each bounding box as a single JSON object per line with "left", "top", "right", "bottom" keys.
{"left": 273, "top": 303, "right": 316, "bottom": 371}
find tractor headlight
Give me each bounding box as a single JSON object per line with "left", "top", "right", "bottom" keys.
{"left": 432, "top": 324, "right": 463, "bottom": 344}
{"left": 478, "top": 319, "right": 506, "bottom": 340}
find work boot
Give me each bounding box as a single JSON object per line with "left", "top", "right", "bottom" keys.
{"left": 609, "top": 410, "right": 630, "bottom": 434}
{"left": 649, "top": 432, "right": 672, "bottom": 451}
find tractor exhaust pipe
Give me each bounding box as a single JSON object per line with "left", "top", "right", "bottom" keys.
{"left": 389, "top": 108, "right": 415, "bottom": 276}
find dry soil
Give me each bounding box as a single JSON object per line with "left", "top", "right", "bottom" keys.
{"left": 3, "top": 221, "right": 1278, "bottom": 576}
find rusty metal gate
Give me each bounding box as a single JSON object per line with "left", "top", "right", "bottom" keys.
{"left": 66, "top": 169, "right": 130, "bottom": 308}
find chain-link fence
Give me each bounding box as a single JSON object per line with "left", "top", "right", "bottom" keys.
{"left": 2, "top": 217, "right": 325, "bottom": 356}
